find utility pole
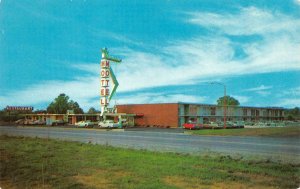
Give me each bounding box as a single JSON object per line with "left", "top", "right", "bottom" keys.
{"left": 210, "top": 82, "right": 227, "bottom": 129}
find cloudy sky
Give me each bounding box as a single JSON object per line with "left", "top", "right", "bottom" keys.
{"left": 1, "top": 0, "right": 300, "bottom": 111}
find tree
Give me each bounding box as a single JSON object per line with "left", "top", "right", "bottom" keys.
{"left": 47, "top": 93, "right": 83, "bottom": 114}
{"left": 87, "top": 107, "right": 98, "bottom": 114}
{"left": 284, "top": 107, "right": 300, "bottom": 120}
{"left": 0, "top": 108, "right": 26, "bottom": 122}
{"left": 217, "top": 96, "right": 240, "bottom": 106}
{"left": 68, "top": 100, "right": 84, "bottom": 114}
{"left": 290, "top": 107, "right": 300, "bottom": 115}
{"left": 34, "top": 109, "right": 47, "bottom": 114}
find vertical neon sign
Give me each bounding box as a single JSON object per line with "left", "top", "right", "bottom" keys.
{"left": 100, "top": 60, "right": 110, "bottom": 108}
{"left": 100, "top": 48, "right": 121, "bottom": 116}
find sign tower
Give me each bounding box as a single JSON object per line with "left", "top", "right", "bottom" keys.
{"left": 100, "top": 48, "right": 121, "bottom": 116}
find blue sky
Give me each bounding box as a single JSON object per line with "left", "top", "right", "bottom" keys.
{"left": 1, "top": 0, "right": 300, "bottom": 111}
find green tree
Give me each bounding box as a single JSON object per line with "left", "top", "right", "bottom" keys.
{"left": 87, "top": 107, "right": 98, "bottom": 114}
{"left": 290, "top": 107, "right": 300, "bottom": 115}
{"left": 217, "top": 96, "right": 240, "bottom": 106}
{"left": 0, "top": 108, "right": 26, "bottom": 122}
{"left": 47, "top": 94, "right": 83, "bottom": 114}
{"left": 284, "top": 107, "right": 300, "bottom": 120}
{"left": 68, "top": 100, "right": 84, "bottom": 114}
{"left": 33, "top": 109, "right": 47, "bottom": 114}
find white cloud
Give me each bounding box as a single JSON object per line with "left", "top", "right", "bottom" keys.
{"left": 0, "top": 77, "right": 100, "bottom": 111}
{"left": 277, "top": 98, "right": 300, "bottom": 108}
{"left": 268, "top": 86, "right": 300, "bottom": 107}
{"left": 115, "top": 34, "right": 300, "bottom": 92}
{"left": 280, "top": 86, "right": 300, "bottom": 97}
{"left": 89, "top": 29, "right": 144, "bottom": 47}
{"left": 231, "top": 95, "right": 250, "bottom": 104}
{"left": 245, "top": 85, "right": 273, "bottom": 92}
{"left": 244, "top": 85, "right": 273, "bottom": 96}
{"left": 1, "top": 6, "right": 300, "bottom": 110}
{"left": 72, "top": 63, "right": 99, "bottom": 73}
{"left": 256, "top": 91, "right": 271, "bottom": 96}
{"left": 187, "top": 7, "right": 300, "bottom": 36}
{"left": 116, "top": 93, "right": 206, "bottom": 105}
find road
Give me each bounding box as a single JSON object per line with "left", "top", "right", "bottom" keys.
{"left": 1, "top": 126, "right": 299, "bottom": 163}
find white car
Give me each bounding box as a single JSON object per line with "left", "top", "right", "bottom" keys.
{"left": 98, "top": 120, "right": 120, "bottom": 128}
{"left": 75, "top": 120, "right": 94, "bottom": 128}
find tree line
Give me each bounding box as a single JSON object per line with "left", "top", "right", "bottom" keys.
{"left": 0, "top": 94, "right": 299, "bottom": 121}
{"left": 46, "top": 93, "right": 100, "bottom": 114}
{"left": 0, "top": 93, "right": 99, "bottom": 122}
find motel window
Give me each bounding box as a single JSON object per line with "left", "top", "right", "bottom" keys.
{"left": 189, "top": 105, "right": 197, "bottom": 115}
{"left": 189, "top": 117, "right": 196, "bottom": 123}
{"left": 210, "top": 107, "right": 216, "bottom": 115}
{"left": 243, "top": 109, "right": 247, "bottom": 116}
{"left": 263, "top": 110, "right": 267, "bottom": 117}
{"left": 271, "top": 110, "right": 275, "bottom": 117}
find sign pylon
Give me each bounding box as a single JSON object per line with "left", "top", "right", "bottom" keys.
{"left": 100, "top": 48, "right": 121, "bottom": 116}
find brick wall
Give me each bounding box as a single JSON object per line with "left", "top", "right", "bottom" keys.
{"left": 117, "top": 103, "right": 179, "bottom": 128}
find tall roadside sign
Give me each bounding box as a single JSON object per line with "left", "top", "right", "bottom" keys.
{"left": 100, "top": 48, "right": 121, "bottom": 117}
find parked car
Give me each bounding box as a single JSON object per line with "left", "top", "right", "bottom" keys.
{"left": 75, "top": 120, "right": 94, "bottom": 128}
{"left": 182, "top": 123, "right": 203, "bottom": 130}
{"left": 208, "top": 122, "right": 219, "bottom": 127}
{"left": 24, "top": 119, "right": 35, "bottom": 125}
{"left": 120, "top": 119, "right": 128, "bottom": 127}
{"left": 233, "top": 121, "right": 245, "bottom": 128}
{"left": 15, "top": 119, "right": 25, "bottom": 125}
{"left": 98, "top": 120, "right": 120, "bottom": 128}
{"left": 51, "top": 120, "right": 66, "bottom": 126}
{"left": 33, "top": 120, "right": 46, "bottom": 125}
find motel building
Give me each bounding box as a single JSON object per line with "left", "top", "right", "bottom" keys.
{"left": 117, "top": 102, "right": 285, "bottom": 128}
{"left": 23, "top": 102, "right": 284, "bottom": 128}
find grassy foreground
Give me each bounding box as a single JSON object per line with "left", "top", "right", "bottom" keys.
{"left": 187, "top": 126, "right": 300, "bottom": 137}
{"left": 0, "top": 136, "right": 299, "bottom": 189}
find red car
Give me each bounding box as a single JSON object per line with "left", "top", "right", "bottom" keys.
{"left": 182, "top": 123, "right": 203, "bottom": 130}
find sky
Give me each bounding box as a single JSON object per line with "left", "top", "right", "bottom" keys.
{"left": 1, "top": 0, "right": 300, "bottom": 111}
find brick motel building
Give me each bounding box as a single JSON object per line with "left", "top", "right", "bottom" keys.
{"left": 117, "top": 102, "right": 285, "bottom": 128}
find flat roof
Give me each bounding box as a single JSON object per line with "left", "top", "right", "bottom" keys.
{"left": 23, "top": 113, "right": 136, "bottom": 116}
{"left": 117, "top": 102, "right": 284, "bottom": 110}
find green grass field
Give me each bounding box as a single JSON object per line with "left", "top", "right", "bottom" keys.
{"left": 0, "top": 136, "right": 299, "bottom": 189}
{"left": 186, "top": 126, "right": 300, "bottom": 137}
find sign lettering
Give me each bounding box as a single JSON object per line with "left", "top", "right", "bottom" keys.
{"left": 100, "top": 79, "right": 110, "bottom": 87}
{"left": 101, "top": 70, "right": 110, "bottom": 77}
{"left": 101, "top": 60, "right": 109, "bottom": 68}
{"left": 100, "top": 97, "right": 108, "bottom": 106}
{"left": 100, "top": 88, "right": 110, "bottom": 96}
{"left": 6, "top": 106, "right": 33, "bottom": 111}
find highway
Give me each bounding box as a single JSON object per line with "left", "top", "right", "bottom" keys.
{"left": 1, "top": 126, "right": 299, "bottom": 163}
